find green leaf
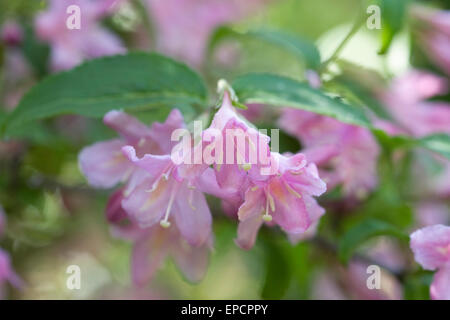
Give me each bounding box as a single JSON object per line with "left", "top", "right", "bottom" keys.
{"left": 404, "top": 272, "right": 433, "bottom": 300}
{"left": 338, "top": 219, "right": 408, "bottom": 264}
{"left": 418, "top": 134, "right": 450, "bottom": 160}
{"left": 247, "top": 29, "right": 321, "bottom": 70}
{"left": 232, "top": 73, "right": 371, "bottom": 127}
{"left": 261, "top": 239, "right": 292, "bottom": 299}
{"left": 209, "top": 27, "right": 321, "bottom": 70}
{"left": 2, "top": 52, "right": 208, "bottom": 138}
{"left": 378, "top": 0, "right": 410, "bottom": 54}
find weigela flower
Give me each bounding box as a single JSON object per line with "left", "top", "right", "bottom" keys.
{"left": 410, "top": 224, "right": 450, "bottom": 300}
{"left": 35, "top": 0, "right": 125, "bottom": 71}
{"left": 413, "top": 7, "right": 450, "bottom": 76}
{"left": 1, "top": 20, "right": 22, "bottom": 46}
{"left": 80, "top": 109, "right": 215, "bottom": 284}
{"left": 79, "top": 108, "right": 184, "bottom": 189}
{"left": 379, "top": 70, "right": 450, "bottom": 137}
{"left": 236, "top": 152, "right": 326, "bottom": 249}
{"left": 106, "top": 195, "right": 212, "bottom": 286}
{"left": 279, "top": 109, "right": 379, "bottom": 198}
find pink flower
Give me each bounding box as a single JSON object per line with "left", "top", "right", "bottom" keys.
{"left": 279, "top": 109, "right": 379, "bottom": 197}
{"left": 120, "top": 145, "right": 213, "bottom": 246}
{"left": 379, "top": 70, "right": 450, "bottom": 137}
{"left": 79, "top": 108, "right": 184, "bottom": 189}
{"left": 0, "top": 249, "right": 23, "bottom": 298}
{"left": 236, "top": 152, "right": 326, "bottom": 249}
{"left": 107, "top": 200, "right": 212, "bottom": 286}
{"left": 1, "top": 20, "right": 22, "bottom": 46}
{"left": 413, "top": 7, "right": 450, "bottom": 76}
{"left": 145, "top": 0, "right": 269, "bottom": 67}
{"left": 410, "top": 224, "right": 450, "bottom": 300}
{"left": 35, "top": 0, "right": 125, "bottom": 71}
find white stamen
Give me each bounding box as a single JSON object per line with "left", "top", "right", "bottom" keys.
{"left": 160, "top": 186, "right": 178, "bottom": 228}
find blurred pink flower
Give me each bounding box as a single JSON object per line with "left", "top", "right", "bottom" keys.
{"left": 410, "top": 224, "right": 450, "bottom": 300}
{"left": 108, "top": 204, "right": 212, "bottom": 286}
{"left": 0, "top": 249, "right": 23, "bottom": 299}
{"left": 279, "top": 109, "right": 379, "bottom": 197}
{"left": 146, "top": 0, "right": 270, "bottom": 67}
{"left": 379, "top": 70, "right": 450, "bottom": 137}
{"left": 1, "top": 20, "right": 22, "bottom": 46}
{"left": 35, "top": 0, "right": 125, "bottom": 71}
{"left": 236, "top": 152, "right": 326, "bottom": 249}
{"left": 413, "top": 7, "right": 450, "bottom": 76}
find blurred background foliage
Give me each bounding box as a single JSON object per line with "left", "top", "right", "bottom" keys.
{"left": 0, "top": 0, "right": 449, "bottom": 299}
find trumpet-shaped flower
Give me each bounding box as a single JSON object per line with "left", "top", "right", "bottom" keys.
{"left": 106, "top": 196, "right": 212, "bottom": 286}
{"left": 410, "top": 224, "right": 450, "bottom": 300}
{"left": 236, "top": 152, "right": 326, "bottom": 249}
{"left": 79, "top": 108, "right": 184, "bottom": 189}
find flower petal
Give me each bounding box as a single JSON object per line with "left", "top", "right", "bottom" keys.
{"left": 122, "top": 177, "right": 172, "bottom": 228}
{"left": 430, "top": 265, "right": 450, "bottom": 300}
{"left": 131, "top": 228, "right": 169, "bottom": 287}
{"left": 173, "top": 186, "right": 212, "bottom": 246}
{"left": 171, "top": 236, "right": 211, "bottom": 283}
{"left": 410, "top": 224, "right": 450, "bottom": 270}
{"left": 104, "top": 111, "right": 152, "bottom": 143}
{"left": 235, "top": 214, "right": 264, "bottom": 250}
{"left": 79, "top": 139, "right": 129, "bottom": 188}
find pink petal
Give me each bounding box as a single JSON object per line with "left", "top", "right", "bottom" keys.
{"left": 410, "top": 224, "right": 450, "bottom": 270}
{"left": 173, "top": 186, "right": 212, "bottom": 246}
{"left": 122, "top": 145, "right": 173, "bottom": 185}
{"left": 78, "top": 139, "right": 129, "bottom": 188}
{"left": 121, "top": 177, "right": 172, "bottom": 228}
{"left": 171, "top": 236, "right": 211, "bottom": 283}
{"left": 430, "top": 265, "right": 450, "bottom": 300}
{"left": 237, "top": 187, "right": 265, "bottom": 221}
{"left": 131, "top": 228, "right": 169, "bottom": 287}
{"left": 236, "top": 213, "right": 264, "bottom": 250}
{"left": 104, "top": 111, "right": 152, "bottom": 144}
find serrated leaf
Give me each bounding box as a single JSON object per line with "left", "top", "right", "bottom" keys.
{"left": 338, "top": 219, "right": 408, "bottom": 264}
{"left": 232, "top": 73, "right": 371, "bottom": 127}
{"left": 2, "top": 52, "right": 208, "bottom": 138}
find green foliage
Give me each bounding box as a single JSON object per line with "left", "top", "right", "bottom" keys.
{"left": 232, "top": 73, "right": 371, "bottom": 127}
{"left": 209, "top": 27, "right": 321, "bottom": 70}
{"left": 338, "top": 219, "right": 408, "bottom": 264}
{"left": 2, "top": 52, "right": 208, "bottom": 138}
{"left": 261, "top": 238, "right": 292, "bottom": 299}
{"left": 377, "top": 0, "right": 410, "bottom": 54}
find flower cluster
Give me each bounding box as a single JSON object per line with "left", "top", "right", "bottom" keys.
{"left": 79, "top": 85, "right": 326, "bottom": 285}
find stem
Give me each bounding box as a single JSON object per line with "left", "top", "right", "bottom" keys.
{"left": 320, "top": 6, "right": 365, "bottom": 71}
